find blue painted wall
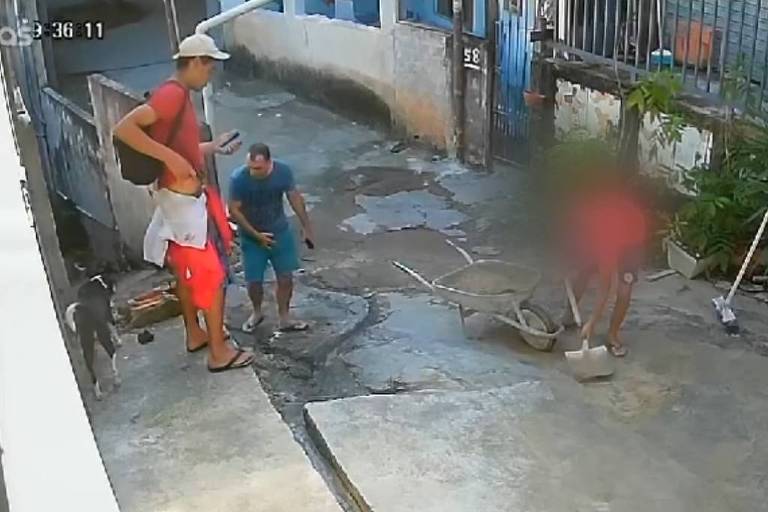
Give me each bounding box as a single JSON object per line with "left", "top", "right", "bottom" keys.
{"left": 305, "top": 0, "right": 334, "bottom": 17}
{"left": 305, "top": 0, "right": 379, "bottom": 25}
{"left": 220, "top": 0, "right": 283, "bottom": 12}
{"left": 400, "top": 0, "right": 486, "bottom": 37}
{"left": 354, "top": 0, "right": 381, "bottom": 25}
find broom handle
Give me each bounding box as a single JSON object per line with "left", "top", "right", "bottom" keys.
{"left": 727, "top": 207, "right": 768, "bottom": 305}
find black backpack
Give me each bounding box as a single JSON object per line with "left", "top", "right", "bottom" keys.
{"left": 112, "top": 81, "right": 188, "bottom": 186}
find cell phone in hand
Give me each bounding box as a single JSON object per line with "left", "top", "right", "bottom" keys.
{"left": 305, "top": 239, "right": 315, "bottom": 250}
{"left": 220, "top": 131, "right": 240, "bottom": 148}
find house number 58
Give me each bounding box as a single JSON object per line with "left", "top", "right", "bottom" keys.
{"left": 464, "top": 48, "right": 481, "bottom": 69}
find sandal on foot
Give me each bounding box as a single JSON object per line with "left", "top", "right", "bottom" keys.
{"left": 242, "top": 313, "right": 265, "bottom": 334}
{"left": 278, "top": 321, "right": 309, "bottom": 333}
{"left": 208, "top": 349, "right": 254, "bottom": 373}
{"left": 606, "top": 343, "right": 628, "bottom": 357}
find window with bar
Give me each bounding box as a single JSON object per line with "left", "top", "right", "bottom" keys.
{"left": 556, "top": 0, "right": 768, "bottom": 106}
{"left": 400, "top": 0, "right": 475, "bottom": 33}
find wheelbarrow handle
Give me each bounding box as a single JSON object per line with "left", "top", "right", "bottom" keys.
{"left": 445, "top": 239, "right": 474, "bottom": 264}
{"left": 392, "top": 261, "right": 435, "bottom": 291}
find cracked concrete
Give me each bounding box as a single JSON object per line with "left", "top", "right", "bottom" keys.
{"left": 210, "top": 74, "right": 768, "bottom": 511}
{"left": 89, "top": 272, "right": 344, "bottom": 512}
{"left": 70, "top": 67, "right": 768, "bottom": 511}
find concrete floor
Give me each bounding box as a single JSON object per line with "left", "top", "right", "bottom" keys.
{"left": 306, "top": 280, "right": 768, "bottom": 511}
{"left": 76, "top": 70, "right": 768, "bottom": 511}
{"left": 88, "top": 271, "right": 347, "bottom": 512}
{"left": 210, "top": 75, "right": 768, "bottom": 510}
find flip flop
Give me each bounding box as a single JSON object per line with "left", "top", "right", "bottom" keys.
{"left": 208, "top": 349, "right": 254, "bottom": 373}
{"left": 278, "top": 321, "right": 309, "bottom": 333}
{"left": 242, "top": 314, "right": 265, "bottom": 334}
{"left": 606, "top": 343, "right": 628, "bottom": 357}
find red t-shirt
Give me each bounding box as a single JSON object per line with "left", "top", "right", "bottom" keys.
{"left": 570, "top": 188, "right": 647, "bottom": 269}
{"left": 147, "top": 81, "right": 202, "bottom": 188}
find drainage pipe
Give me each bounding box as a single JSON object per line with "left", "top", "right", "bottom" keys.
{"left": 195, "top": 0, "right": 273, "bottom": 135}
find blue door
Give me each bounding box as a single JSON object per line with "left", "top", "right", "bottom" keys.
{"left": 492, "top": 0, "right": 536, "bottom": 163}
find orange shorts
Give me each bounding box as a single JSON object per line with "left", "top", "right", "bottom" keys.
{"left": 166, "top": 188, "right": 233, "bottom": 311}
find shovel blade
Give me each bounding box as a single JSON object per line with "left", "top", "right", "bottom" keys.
{"left": 565, "top": 345, "right": 614, "bottom": 380}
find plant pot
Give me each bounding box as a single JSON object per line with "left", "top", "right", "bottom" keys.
{"left": 666, "top": 238, "right": 714, "bottom": 279}
{"left": 523, "top": 90, "right": 546, "bottom": 108}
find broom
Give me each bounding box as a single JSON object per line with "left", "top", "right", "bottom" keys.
{"left": 712, "top": 207, "right": 768, "bottom": 336}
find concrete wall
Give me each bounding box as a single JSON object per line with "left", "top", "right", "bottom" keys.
{"left": 87, "top": 74, "right": 155, "bottom": 264}
{"left": 226, "top": 1, "right": 454, "bottom": 150}
{"left": 554, "top": 78, "right": 714, "bottom": 192}
{"left": 462, "top": 35, "right": 491, "bottom": 166}
{"left": 392, "top": 22, "right": 453, "bottom": 149}
{"left": 639, "top": 114, "right": 713, "bottom": 195}
{"left": 0, "top": 82, "right": 120, "bottom": 512}
{"left": 40, "top": 87, "right": 122, "bottom": 264}
{"left": 554, "top": 79, "right": 621, "bottom": 139}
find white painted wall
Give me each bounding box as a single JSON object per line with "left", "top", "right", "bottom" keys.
{"left": 0, "top": 63, "right": 120, "bottom": 512}
{"left": 639, "top": 114, "right": 713, "bottom": 195}
{"left": 229, "top": 8, "right": 397, "bottom": 104}
{"left": 226, "top": 0, "right": 453, "bottom": 148}
{"left": 554, "top": 79, "right": 621, "bottom": 139}
{"left": 554, "top": 79, "right": 714, "bottom": 195}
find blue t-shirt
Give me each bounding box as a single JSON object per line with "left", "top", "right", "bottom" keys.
{"left": 229, "top": 161, "right": 296, "bottom": 235}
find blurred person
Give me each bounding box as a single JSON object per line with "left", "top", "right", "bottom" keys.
{"left": 559, "top": 164, "right": 648, "bottom": 357}
{"left": 228, "top": 143, "right": 315, "bottom": 333}
{"left": 114, "top": 34, "right": 254, "bottom": 373}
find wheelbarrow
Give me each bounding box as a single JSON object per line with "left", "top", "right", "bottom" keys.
{"left": 392, "top": 241, "right": 562, "bottom": 351}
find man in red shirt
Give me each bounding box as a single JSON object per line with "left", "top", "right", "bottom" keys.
{"left": 560, "top": 167, "right": 648, "bottom": 357}
{"left": 114, "top": 34, "right": 253, "bottom": 372}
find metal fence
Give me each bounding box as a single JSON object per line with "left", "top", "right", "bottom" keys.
{"left": 555, "top": 0, "right": 768, "bottom": 107}
{"left": 40, "top": 87, "right": 116, "bottom": 230}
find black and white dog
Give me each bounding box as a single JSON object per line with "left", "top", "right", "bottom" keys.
{"left": 65, "top": 271, "right": 122, "bottom": 400}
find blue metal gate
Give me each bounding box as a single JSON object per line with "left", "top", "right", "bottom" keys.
{"left": 492, "top": 0, "right": 536, "bottom": 163}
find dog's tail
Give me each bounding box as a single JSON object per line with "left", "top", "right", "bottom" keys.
{"left": 65, "top": 302, "right": 79, "bottom": 333}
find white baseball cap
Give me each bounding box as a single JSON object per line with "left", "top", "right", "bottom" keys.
{"left": 173, "top": 33, "right": 230, "bottom": 61}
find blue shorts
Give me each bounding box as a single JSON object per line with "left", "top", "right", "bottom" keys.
{"left": 240, "top": 227, "right": 300, "bottom": 284}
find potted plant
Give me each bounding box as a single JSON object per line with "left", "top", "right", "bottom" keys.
{"left": 665, "top": 128, "right": 768, "bottom": 279}
{"left": 523, "top": 90, "right": 547, "bottom": 108}
{"left": 663, "top": 213, "right": 718, "bottom": 279}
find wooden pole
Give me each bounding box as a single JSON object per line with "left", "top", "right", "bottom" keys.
{"left": 452, "top": 0, "right": 466, "bottom": 161}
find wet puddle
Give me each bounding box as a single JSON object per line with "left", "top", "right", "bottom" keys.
{"left": 340, "top": 190, "right": 467, "bottom": 236}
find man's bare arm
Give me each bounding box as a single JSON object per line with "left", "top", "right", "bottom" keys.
{"left": 113, "top": 104, "right": 194, "bottom": 179}
{"left": 229, "top": 199, "right": 267, "bottom": 241}
{"left": 114, "top": 104, "right": 170, "bottom": 161}
{"left": 287, "top": 190, "right": 312, "bottom": 232}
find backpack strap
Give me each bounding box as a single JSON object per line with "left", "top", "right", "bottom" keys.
{"left": 163, "top": 81, "right": 188, "bottom": 147}
{"left": 146, "top": 80, "right": 188, "bottom": 147}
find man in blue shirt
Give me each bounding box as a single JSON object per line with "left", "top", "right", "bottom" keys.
{"left": 229, "top": 143, "right": 315, "bottom": 333}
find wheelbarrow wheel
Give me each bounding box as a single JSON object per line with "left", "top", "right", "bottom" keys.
{"left": 519, "top": 300, "right": 558, "bottom": 352}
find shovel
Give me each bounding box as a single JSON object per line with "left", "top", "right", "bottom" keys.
{"left": 563, "top": 279, "right": 614, "bottom": 380}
